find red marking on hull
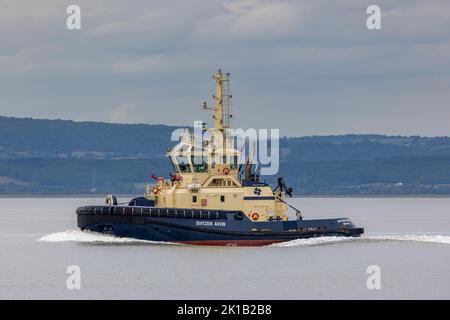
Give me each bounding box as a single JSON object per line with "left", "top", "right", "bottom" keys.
{"left": 174, "top": 239, "right": 288, "bottom": 247}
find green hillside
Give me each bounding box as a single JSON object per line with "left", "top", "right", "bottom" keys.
{"left": 1, "top": 116, "right": 450, "bottom": 195}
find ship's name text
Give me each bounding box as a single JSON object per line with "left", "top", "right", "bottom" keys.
{"left": 196, "top": 221, "right": 226, "bottom": 227}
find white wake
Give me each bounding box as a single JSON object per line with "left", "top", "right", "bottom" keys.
{"left": 271, "top": 234, "right": 450, "bottom": 247}
{"left": 38, "top": 230, "right": 450, "bottom": 247}
{"left": 38, "top": 229, "right": 177, "bottom": 245}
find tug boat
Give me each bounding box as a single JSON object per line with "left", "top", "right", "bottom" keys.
{"left": 77, "top": 69, "right": 364, "bottom": 246}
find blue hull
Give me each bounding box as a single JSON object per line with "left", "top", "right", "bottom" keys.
{"left": 77, "top": 205, "right": 364, "bottom": 246}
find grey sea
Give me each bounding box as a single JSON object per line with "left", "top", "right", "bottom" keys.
{"left": 0, "top": 197, "right": 449, "bottom": 299}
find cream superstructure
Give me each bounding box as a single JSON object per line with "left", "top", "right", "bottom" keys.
{"left": 145, "top": 69, "right": 289, "bottom": 221}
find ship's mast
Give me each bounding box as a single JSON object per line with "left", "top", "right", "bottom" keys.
{"left": 203, "top": 68, "right": 232, "bottom": 132}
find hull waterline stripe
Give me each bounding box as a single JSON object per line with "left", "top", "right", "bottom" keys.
{"left": 174, "top": 239, "right": 286, "bottom": 246}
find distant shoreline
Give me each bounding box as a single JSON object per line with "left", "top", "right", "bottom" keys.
{"left": 3, "top": 117, "right": 450, "bottom": 196}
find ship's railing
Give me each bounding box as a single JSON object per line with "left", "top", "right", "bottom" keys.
{"left": 236, "top": 171, "right": 244, "bottom": 184}
{"left": 198, "top": 171, "right": 212, "bottom": 186}
{"left": 77, "top": 206, "right": 230, "bottom": 220}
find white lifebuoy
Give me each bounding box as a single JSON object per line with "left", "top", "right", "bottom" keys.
{"left": 105, "top": 194, "right": 118, "bottom": 206}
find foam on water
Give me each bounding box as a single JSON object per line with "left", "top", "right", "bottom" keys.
{"left": 38, "top": 229, "right": 178, "bottom": 245}
{"left": 272, "top": 234, "right": 450, "bottom": 247}
{"left": 38, "top": 230, "right": 450, "bottom": 247}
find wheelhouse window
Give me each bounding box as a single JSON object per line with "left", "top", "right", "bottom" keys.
{"left": 176, "top": 156, "right": 191, "bottom": 173}
{"left": 191, "top": 152, "right": 208, "bottom": 173}
{"left": 168, "top": 157, "right": 177, "bottom": 172}
{"left": 207, "top": 178, "right": 238, "bottom": 187}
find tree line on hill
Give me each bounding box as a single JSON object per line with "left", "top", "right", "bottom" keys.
{"left": 1, "top": 116, "right": 450, "bottom": 195}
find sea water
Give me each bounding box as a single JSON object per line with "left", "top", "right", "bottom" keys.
{"left": 0, "top": 197, "right": 449, "bottom": 299}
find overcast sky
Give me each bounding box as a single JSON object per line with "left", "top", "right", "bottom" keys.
{"left": 1, "top": 0, "right": 450, "bottom": 137}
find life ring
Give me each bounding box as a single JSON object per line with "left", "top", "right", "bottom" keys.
{"left": 251, "top": 212, "right": 260, "bottom": 221}
{"left": 223, "top": 168, "right": 230, "bottom": 175}
{"left": 105, "top": 194, "right": 118, "bottom": 206}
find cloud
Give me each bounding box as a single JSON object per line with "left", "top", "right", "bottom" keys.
{"left": 191, "top": 0, "right": 302, "bottom": 41}
{"left": 1, "top": 0, "right": 450, "bottom": 136}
